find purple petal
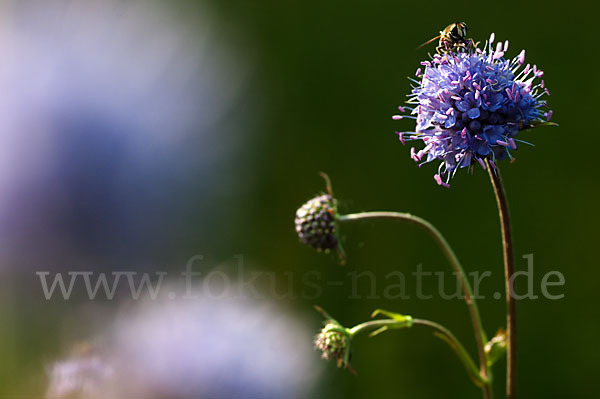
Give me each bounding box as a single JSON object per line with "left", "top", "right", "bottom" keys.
{"left": 467, "top": 108, "right": 480, "bottom": 119}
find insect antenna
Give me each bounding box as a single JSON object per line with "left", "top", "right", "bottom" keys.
{"left": 416, "top": 35, "right": 441, "bottom": 50}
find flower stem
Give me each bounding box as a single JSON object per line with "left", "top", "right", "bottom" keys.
{"left": 486, "top": 162, "right": 516, "bottom": 399}
{"left": 338, "top": 212, "right": 491, "bottom": 398}
{"left": 412, "top": 319, "right": 488, "bottom": 390}
{"left": 349, "top": 317, "right": 487, "bottom": 389}
{"left": 348, "top": 318, "right": 410, "bottom": 336}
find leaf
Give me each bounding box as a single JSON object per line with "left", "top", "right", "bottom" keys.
{"left": 371, "top": 309, "right": 412, "bottom": 323}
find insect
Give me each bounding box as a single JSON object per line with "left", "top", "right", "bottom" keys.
{"left": 417, "top": 22, "right": 473, "bottom": 54}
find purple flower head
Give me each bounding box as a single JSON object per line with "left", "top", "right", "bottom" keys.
{"left": 394, "top": 34, "right": 553, "bottom": 187}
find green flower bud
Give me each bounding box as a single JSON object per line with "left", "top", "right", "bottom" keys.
{"left": 314, "top": 321, "right": 350, "bottom": 368}
{"left": 485, "top": 328, "right": 507, "bottom": 366}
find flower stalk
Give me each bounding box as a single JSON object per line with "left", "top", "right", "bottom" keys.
{"left": 412, "top": 318, "right": 488, "bottom": 390}
{"left": 338, "top": 212, "right": 490, "bottom": 383}
{"left": 316, "top": 305, "right": 488, "bottom": 391}
{"left": 486, "top": 161, "right": 517, "bottom": 399}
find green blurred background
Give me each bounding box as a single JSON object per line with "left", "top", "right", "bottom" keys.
{"left": 0, "top": 0, "right": 597, "bottom": 397}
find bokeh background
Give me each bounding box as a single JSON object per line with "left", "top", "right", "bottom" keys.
{"left": 0, "top": 0, "right": 596, "bottom": 398}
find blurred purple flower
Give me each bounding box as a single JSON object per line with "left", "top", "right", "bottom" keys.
{"left": 0, "top": 0, "right": 250, "bottom": 269}
{"left": 45, "top": 287, "right": 322, "bottom": 398}
{"left": 45, "top": 346, "right": 115, "bottom": 399}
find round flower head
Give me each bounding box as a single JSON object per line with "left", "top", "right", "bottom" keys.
{"left": 295, "top": 194, "right": 338, "bottom": 251}
{"left": 314, "top": 321, "right": 350, "bottom": 368}
{"left": 295, "top": 173, "right": 346, "bottom": 262}
{"left": 394, "top": 34, "right": 553, "bottom": 187}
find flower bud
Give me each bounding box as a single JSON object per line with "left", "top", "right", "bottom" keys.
{"left": 295, "top": 193, "right": 339, "bottom": 252}
{"left": 314, "top": 321, "right": 350, "bottom": 368}
{"left": 485, "top": 328, "right": 507, "bottom": 366}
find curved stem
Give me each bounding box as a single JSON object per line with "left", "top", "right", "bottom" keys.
{"left": 486, "top": 162, "right": 516, "bottom": 399}
{"left": 412, "top": 319, "right": 488, "bottom": 389}
{"left": 338, "top": 212, "right": 491, "bottom": 398}
{"left": 349, "top": 319, "right": 409, "bottom": 336}
{"left": 348, "top": 317, "right": 486, "bottom": 388}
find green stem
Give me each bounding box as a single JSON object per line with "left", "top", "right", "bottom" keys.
{"left": 349, "top": 319, "right": 409, "bottom": 336}
{"left": 486, "top": 162, "right": 517, "bottom": 399}
{"left": 412, "top": 319, "right": 487, "bottom": 389}
{"left": 346, "top": 318, "right": 411, "bottom": 368}
{"left": 348, "top": 317, "right": 487, "bottom": 389}
{"left": 338, "top": 212, "right": 491, "bottom": 398}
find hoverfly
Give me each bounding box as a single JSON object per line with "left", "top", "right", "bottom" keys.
{"left": 417, "top": 22, "right": 473, "bottom": 54}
